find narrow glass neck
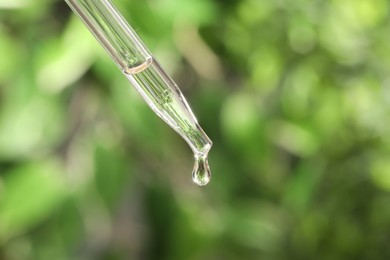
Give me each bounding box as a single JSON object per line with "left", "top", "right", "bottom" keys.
{"left": 182, "top": 124, "right": 212, "bottom": 156}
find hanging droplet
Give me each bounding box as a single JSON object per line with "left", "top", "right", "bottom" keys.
{"left": 192, "top": 154, "right": 211, "bottom": 186}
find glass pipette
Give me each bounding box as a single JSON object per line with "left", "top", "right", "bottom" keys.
{"left": 65, "top": 0, "right": 212, "bottom": 186}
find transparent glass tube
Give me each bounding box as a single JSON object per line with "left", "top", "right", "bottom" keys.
{"left": 65, "top": 0, "right": 213, "bottom": 185}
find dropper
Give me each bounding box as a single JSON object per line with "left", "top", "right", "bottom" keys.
{"left": 65, "top": 0, "right": 213, "bottom": 185}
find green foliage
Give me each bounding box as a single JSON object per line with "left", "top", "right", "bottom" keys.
{"left": 1, "top": 0, "right": 390, "bottom": 259}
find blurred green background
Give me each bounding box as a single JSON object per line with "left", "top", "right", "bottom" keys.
{"left": 1, "top": 0, "right": 390, "bottom": 259}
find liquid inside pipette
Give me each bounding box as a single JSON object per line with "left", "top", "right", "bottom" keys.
{"left": 123, "top": 58, "right": 212, "bottom": 186}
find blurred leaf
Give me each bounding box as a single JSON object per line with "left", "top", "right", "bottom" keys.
{"left": 283, "top": 160, "right": 325, "bottom": 212}
{"left": 0, "top": 160, "right": 67, "bottom": 240}
{"left": 94, "top": 141, "right": 130, "bottom": 210}
{"left": 220, "top": 92, "right": 261, "bottom": 147}
{"left": 250, "top": 45, "right": 282, "bottom": 91}
{"left": 371, "top": 156, "right": 390, "bottom": 191}
{"left": 268, "top": 120, "right": 319, "bottom": 157}
{"left": 227, "top": 202, "right": 283, "bottom": 254}
{"left": 0, "top": 91, "right": 65, "bottom": 160}
{"left": 0, "top": 29, "right": 21, "bottom": 82}
{"left": 35, "top": 15, "right": 98, "bottom": 93}
{"left": 155, "top": 0, "right": 217, "bottom": 26}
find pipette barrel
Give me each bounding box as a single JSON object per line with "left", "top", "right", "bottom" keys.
{"left": 65, "top": 0, "right": 212, "bottom": 156}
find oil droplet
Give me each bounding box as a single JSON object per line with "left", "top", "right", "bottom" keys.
{"left": 192, "top": 154, "right": 211, "bottom": 186}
